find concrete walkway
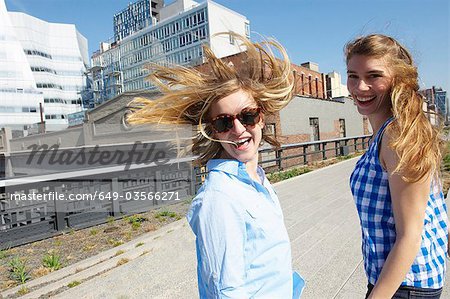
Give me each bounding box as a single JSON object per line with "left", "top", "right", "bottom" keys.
{"left": 3, "top": 158, "right": 449, "bottom": 298}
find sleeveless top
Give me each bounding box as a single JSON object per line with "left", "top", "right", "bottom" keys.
{"left": 350, "top": 117, "right": 448, "bottom": 288}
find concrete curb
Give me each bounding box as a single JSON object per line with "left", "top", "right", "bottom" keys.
{"left": 1, "top": 220, "right": 187, "bottom": 298}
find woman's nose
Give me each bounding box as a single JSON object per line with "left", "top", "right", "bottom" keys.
{"left": 230, "top": 118, "right": 246, "bottom": 135}
{"left": 356, "top": 79, "right": 370, "bottom": 91}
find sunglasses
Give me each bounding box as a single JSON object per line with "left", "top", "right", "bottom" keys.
{"left": 210, "top": 107, "right": 262, "bottom": 133}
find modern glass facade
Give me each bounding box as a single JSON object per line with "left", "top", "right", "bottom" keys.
{"left": 0, "top": 0, "right": 42, "bottom": 132}
{"left": 435, "top": 90, "right": 447, "bottom": 116}
{"left": 113, "top": 0, "right": 164, "bottom": 42}
{"left": 9, "top": 11, "right": 88, "bottom": 132}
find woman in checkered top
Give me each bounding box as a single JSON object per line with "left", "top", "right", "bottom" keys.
{"left": 346, "top": 34, "right": 448, "bottom": 298}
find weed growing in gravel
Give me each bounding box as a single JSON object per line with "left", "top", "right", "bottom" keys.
{"left": 42, "top": 251, "right": 62, "bottom": 271}
{"left": 116, "top": 258, "right": 130, "bottom": 266}
{"left": 108, "top": 238, "right": 124, "bottom": 247}
{"left": 267, "top": 167, "right": 312, "bottom": 183}
{"left": 155, "top": 210, "right": 178, "bottom": 219}
{"left": 0, "top": 249, "right": 10, "bottom": 259}
{"left": 17, "top": 286, "right": 29, "bottom": 295}
{"left": 8, "top": 257, "right": 31, "bottom": 284}
{"left": 68, "top": 280, "right": 81, "bottom": 288}
{"left": 125, "top": 214, "right": 148, "bottom": 230}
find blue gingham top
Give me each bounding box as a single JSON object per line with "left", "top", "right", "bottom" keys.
{"left": 350, "top": 117, "right": 448, "bottom": 288}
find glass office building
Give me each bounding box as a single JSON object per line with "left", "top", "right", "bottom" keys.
{"left": 1, "top": 0, "right": 88, "bottom": 132}
{"left": 89, "top": 0, "right": 250, "bottom": 105}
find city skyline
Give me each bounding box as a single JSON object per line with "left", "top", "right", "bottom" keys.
{"left": 4, "top": 0, "right": 449, "bottom": 93}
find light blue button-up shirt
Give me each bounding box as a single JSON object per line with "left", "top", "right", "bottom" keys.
{"left": 187, "top": 159, "right": 301, "bottom": 298}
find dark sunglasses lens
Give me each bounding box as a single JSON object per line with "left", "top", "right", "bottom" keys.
{"left": 212, "top": 117, "right": 233, "bottom": 133}
{"left": 239, "top": 109, "right": 260, "bottom": 125}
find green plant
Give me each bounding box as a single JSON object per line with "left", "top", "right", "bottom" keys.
{"left": 267, "top": 167, "right": 312, "bottom": 183}
{"left": 8, "top": 257, "right": 31, "bottom": 284}
{"left": 107, "top": 216, "right": 115, "bottom": 225}
{"left": 114, "top": 250, "right": 125, "bottom": 256}
{"left": 116, "top": 258, "right": 130, "bottom": 266}
{"left": 131, "top": 221, "right": 141, "bottom": 230}
{"left": 17, "top": 286, "right": 29, "bottom": 295}
{"left": 42, "top": 251, "right": 62, "bottom": 271}
{"left": 155, "top": 210, "right": 178, "bottom": 218}
{"left": 135, "top": 242, "right": 144, "bottom": 248}
{"left": 125, "top": 214, "right": 147, "bottom": 230}
{"left": 108, "top": 238, "right": 124, "bottom": 247}
{"left": 0, "top": 249, "right": 10, "bottom": 259}
{"left": 68, "top": 280, "right": 81, "bottom": 288}
{"left": 90, "top": 228, "right": 99, "bottom": 236}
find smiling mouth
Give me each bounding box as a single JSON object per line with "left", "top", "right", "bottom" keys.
{"left": 233, "top": 138, "right": 251, "bottom": 148}
{"left": 355, "top": 96, "right": 376, "bottom": 104}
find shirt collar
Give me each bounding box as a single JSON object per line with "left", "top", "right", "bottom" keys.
{"left": 206, "top": 159, "right": 266, "bottom": 183}
{"left": 206, "top": 159, "right": 245, "bottom": 177}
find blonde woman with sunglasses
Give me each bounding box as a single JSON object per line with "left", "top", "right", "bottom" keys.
{"left": 128, "top": 33, "right": 304, "bottom": 298}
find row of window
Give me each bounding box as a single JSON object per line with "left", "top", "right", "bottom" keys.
{"left": 31, "top": 66, "right": 83, "bottom": 76}
{"left": 44, "top": 98, "right": 82, "bottom": 105}
{"left": 0, "top": 106, "right": 38, "bottom": 113}
{"left": 31, "top": 66, "right": 57, "bottom": 74}
{"left": 0, "top": 88, "right": 42, "bottom": 94}
{"left": 117, "top": 7, "right": 207, "bottom": 55}
{"left": 36, "top": 83, "right": 62, "bottom": 90}
{"left": 93, "top": 11, "right": 208, "bottom": 69}
{"left": 24, "top": 49, "right": 52, "bottom": 59}
{"left": 123, "top": 45, "right": 204, "bottom": 82}
{"left": 45, "top": 114, "right": 66, "bottom": 120}
{"left": 121, "top": 26, "right": 207, "bottom": 69}
{"left": 24, "top": 49, "right": 82, "bottom": 62}
{"left": 114, "top": 0, "right": 151, "bottom": 40}
{"left": 36, "top": 83, "right": 82, "bottom": 91}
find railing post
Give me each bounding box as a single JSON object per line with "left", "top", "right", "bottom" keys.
{"left": 54, "top": 186, "right": 66, "bottom": 231}
{"left": 190, "top": 166, "right": 197, "bottom": 197}
{"left": 302, "top": 145, "right": 307, "bottom": 165}
{"left": 322, "top": 142, "right": 327, "bottom": 160}
{"left": 276, "top": 149, "right": 283, "bottom": 171}
{"left": 111, "top": 178, "right": 121, "bottom": 217}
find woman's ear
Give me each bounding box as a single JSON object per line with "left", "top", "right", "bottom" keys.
{"left": 259, "top": 113, "right": 265, "bottom": 128}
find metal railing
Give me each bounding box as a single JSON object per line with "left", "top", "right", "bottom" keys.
{"left": 194, "top": 135, "right": 371, "bottom": 190}
{"left": 1, "top": 134, "right": 370, "bottom": 249}
{"left": 259, "top": 135, "right": 371, "bottom": 171}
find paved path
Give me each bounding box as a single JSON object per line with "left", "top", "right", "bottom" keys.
{"left": 4, "top": 158, "right": 449, "bottom": 298}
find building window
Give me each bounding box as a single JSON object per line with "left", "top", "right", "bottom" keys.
{"left": 245, "top": 23, "right": 250, "bottom": 38}
{"left": 265, "top": 123, "right": 276, "bottom": 136}
{"left": 339, "top": 119, "right": 346, "bottom": 138}
{"left": 229, "top": 35, "right": 235, "bottom": 45}
{"left": 310, "top": 117, "right": 320, "bottom": 150}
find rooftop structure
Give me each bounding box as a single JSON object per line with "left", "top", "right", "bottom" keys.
{"left": 87, "top": 0, "right": 250, "bottom": 106}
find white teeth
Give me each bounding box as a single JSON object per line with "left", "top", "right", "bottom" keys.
{"left": 357, "top": 96, "right": 375, "bottom": 102}
{"left": 235, "top": 138, "right": 251, "bottom": 146}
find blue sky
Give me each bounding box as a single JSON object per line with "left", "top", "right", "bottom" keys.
{"left": 5, "top": 0, "right": 449, "bottom": 92}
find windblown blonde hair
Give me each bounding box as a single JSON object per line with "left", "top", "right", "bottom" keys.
{"left": 127, "top": 32, "right": 294, "bottom": 165}
{"left": 345, "top": 34, "right": 443, "bottom": 182}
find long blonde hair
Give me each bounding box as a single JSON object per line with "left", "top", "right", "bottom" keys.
{"left": 345, "top": 34, "right": 443, "bottom": 182}
{"left": 127, "top": 33, "right": 294, "bottom": 165}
